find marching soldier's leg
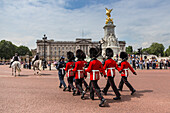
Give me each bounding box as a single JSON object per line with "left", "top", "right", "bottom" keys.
{"left": 91, "top": 81, "right": 106, "bottom": 107}
{"left": 122, "top": 76, "right": 136, "bottom": 95}
{"left": 102, "top": 79, "right": 110, "bottom": 95}
{"left": 118, "top": 77, "right": 124, "bottom": 91}
{"left": 89, "top": 81, "right": 94, "bottom": 100}
{"left": 67, "top": 78, "right": 71, "bottom": 92}
{"left": 108, "top": 76, "right": 121, "bottom": 100}
{"left": 58, "top": 74, "right": 62, "bottom": 88}
{"left": 61, "top": 75, "right": 67, "bottom": 91}
{"left": 80, "top": 79, "right": 85, "bottom": 99}
{"left": 83, "top": 79, "right": 90, "bottom": 91}
{"left": 91, "top": 81, "right": 104, "bottom": 100}
{"left": 69, "top": 77, "right": 76, "bottom": 95}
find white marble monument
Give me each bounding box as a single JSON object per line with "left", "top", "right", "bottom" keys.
{"left": 101, "top": 8, "right": 125, "bottom": 57}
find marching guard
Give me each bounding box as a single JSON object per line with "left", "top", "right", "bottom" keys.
{"left": 81, "top": 52, "right": 90, "bottom": 91}
{"left": 118, "top": 52, "right": 137, "bottom": 95}
{"left": 102, "top": 48, "right": 121, "bottom": 100}
{"left": 65, "top": 51, "right": 76, "bottom": 95}
{"left": 72, "top": 49, "right": 86, "bottom": 99}
{"left": 85, "top": 48, "right": 106, "bottom": 107}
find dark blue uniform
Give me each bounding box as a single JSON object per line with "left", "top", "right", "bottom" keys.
{"left": 56, "top": 61, "right": 66, "bottom": 88}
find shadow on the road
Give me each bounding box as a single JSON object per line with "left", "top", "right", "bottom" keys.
{"left": 17, "top": 75, "right": 29, "bottom": 77}
{"left": 106, "top": 89, "right": 153, "bottom": 104}
{"left": 40, "top": 74, "right": 52, "bottom": 76}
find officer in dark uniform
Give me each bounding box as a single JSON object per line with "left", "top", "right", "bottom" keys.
{"left": 56, "top": 56, "right": 67, "bottom": 91}
{"left": 9, "top": 53, "right": 20, "bottom": 68}
{"left": 32, "top": 53, "right": 40, "bottom": 65}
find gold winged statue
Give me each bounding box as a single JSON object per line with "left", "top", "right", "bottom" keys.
{"left": 105, "top": 8, "right": 113, "bottom": 24}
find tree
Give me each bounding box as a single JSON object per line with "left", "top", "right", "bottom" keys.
{"left": 142, "top": 48, "right": 150, "bottom": 55}
{"left": 126, "top": 46, "right": 133, "bottom": 54}
{"left": 17, "top": 45, "right": 32, "bottom": 56}
{"left": 0, "top": 40, "right": 17, "bottom": 59}
{"left": 149, "top": 43, "right": 165, "bottom": 56}
{"left": 0, "top": 40, "right": 32, "bottom": 59}
{"left": 165, "top": 46, "right": 170, "bottom": 56}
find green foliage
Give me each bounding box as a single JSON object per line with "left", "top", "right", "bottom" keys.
{"left": 165, "top": 46, "right": 170, "bottom": 56}
{"left": 149, "top": 43, "right": 165, "bottom": 56}
{"left": 0, "top": 40, "right": 32, "bottom": 59}
{"left": 141, "top": 43, "right": 165, "bottom": 56}
{"left": 0, "top": 40, "right": 17, "bottom": 59}
{"left": 126, "top": 46, "right": 133, "bottom": 54}
{"left": 17, "top": 45, "right": 32, "bottom": 56}
{"left": 133, "top": 51, "right": 138, "bottom": 55}
{"left": 142, "top": 48, "right": 150, "bottom": 54}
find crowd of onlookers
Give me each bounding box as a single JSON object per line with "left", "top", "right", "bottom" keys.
{"left": 129, "top": 56, "right": 170, "bottom": 70}
{"left": 1, "top": 56, "right": 170, "bottom": 70}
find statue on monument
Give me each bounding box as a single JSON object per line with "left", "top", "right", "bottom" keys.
{"left": 105, "top": 8, "right": 113, "bottom": 24}
{"left": 107, "top": 33, "right": 118, "bottom": 46}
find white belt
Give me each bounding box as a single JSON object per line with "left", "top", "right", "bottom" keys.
{"left": 107, "top": 67, "right": 115, "bottom": 77}
{"left": 68, "top": 69, "right": 71, "bottom": 77}
{"left": 61, "top": 68, "right": 65, "bottom": 75}
{"left": 123, "top": 69, "right": 128, "bottom": 77}
{"left": 77, "top": 70, "right": 83, "bottom": 79}
{"left": 92, "top": 70, "right": 99, "bottom": 80}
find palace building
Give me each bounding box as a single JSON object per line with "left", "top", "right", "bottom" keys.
{"left": 36, "top": 38, "right": 125, "bottom": 61}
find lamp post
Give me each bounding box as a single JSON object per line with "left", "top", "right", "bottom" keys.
{"left": 42, "top": 34, "right": 47, "bottom": 70}
{"left": 59, "top": 47, "right": 61, "bottom": 59}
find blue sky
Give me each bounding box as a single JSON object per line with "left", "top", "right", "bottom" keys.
{"left": 0, "top": 0, "right": 170, "bottom": 50}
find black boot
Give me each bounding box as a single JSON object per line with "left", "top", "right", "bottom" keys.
{"left": 63, "top": 87, "right": 67, "bottom": 91}
{"left": 99, "top": 98, "right": 106, "bottom": 107}
{"left": 85, "top": 86, "right": 90, "bottom": 92}
{"left": 131, "top": 89, "right": 136, "bottom": 95}
{"left": 81, "top": 91, "right": 86, "bottom": 100}
{"left": 113, "top": 97, "right": 121, "bottom": 100}
{"left": 73, "top": 88, "right": 76, "bottom": 96}
{"left": 118, "top": 88, "right": 122, "bottom": 91}
{"left": 102, "top": 90, "right": 107, "bottom": 95}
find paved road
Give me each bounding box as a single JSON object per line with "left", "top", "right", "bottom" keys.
{"left": 0, "top": 65, "right": 170, "bottom": 113}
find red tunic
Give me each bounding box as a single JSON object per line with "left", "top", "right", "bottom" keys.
{"left": 72, "top": 60, "right": 86, "bottom": 79}
{"left": 103, "top": 59, "right": 119, "bottom": 77}
{"left": 118, "top": 61, "right": 135, "bottom": 77}
{"left": 64, "top": 61, "right": 74, "bottom": 77}
{"left": 85, "top": 59, "right": 106, "bottom": 80}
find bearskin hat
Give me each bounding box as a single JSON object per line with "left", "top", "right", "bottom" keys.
{"left": 67, "top": 51, "right": 75, "bottom": 60}
{"left": 120, "top": 52, "right": 128, "bottom": 59}
{"left": 106, "top": 48, "right": 113, "bottom": 57}
{"left": 90, "top": 48, "right": 98, "bottom": 58}
{"left": 82, "top": 52, "right": 86, "bottom": 60}
{"left": 76, "top": 49, "right": 84, "bottom": 59}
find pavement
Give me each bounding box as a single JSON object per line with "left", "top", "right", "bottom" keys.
{"left": 0, "top": 65, "right": 170, "bottom": 113}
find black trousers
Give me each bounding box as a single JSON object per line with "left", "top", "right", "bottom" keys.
{"left": 103, "top": 76, "right": 121, "bottom": 97}
{"left": 67, "top": 76, "right": 75, "bottom": 90}
{"left": 90, "top": 80, "right": 104, "bottom": 100}
{"left": 118, "top": 76, "right": 134, "bottom": 91}
{"left": 75, "top": 78, "right": 84, "bottom": 93}
{"left": 82, "top": 78, "right": 88, "bottom": 88}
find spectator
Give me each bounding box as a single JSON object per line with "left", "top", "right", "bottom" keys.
{"left": 146, "top": 59, "right": 150, "bottom": 69}
{"left": 160, "top": 59, "right": 163, "bottom": 69}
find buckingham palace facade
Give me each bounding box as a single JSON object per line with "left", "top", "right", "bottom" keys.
{"left": 36, "top": 38, "right": 125, "bottom": 61}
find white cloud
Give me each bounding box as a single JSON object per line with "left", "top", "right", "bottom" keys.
{"left": 0, "top": 0, "right": 170, "bottom": 51}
